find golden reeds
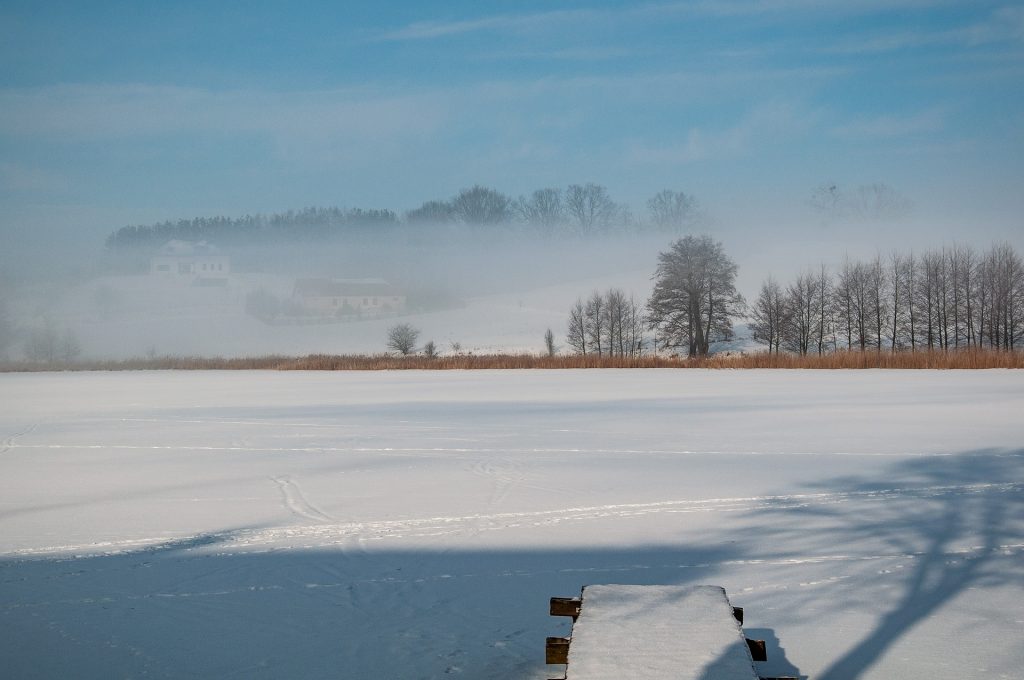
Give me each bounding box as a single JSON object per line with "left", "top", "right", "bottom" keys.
{"left": 1, "top": 348, "right": 1021, "bottom": 372}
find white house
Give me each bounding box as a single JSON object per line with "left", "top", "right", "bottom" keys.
{"left": 292, "top": 278, "right": 406, "bottom": 317}
{"left": 150, "top": 241, "right": 231, "bottom": 284}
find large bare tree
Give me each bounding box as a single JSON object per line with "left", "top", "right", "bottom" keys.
{"left": 647, "top": 235, "right": 744, "bottom": 357}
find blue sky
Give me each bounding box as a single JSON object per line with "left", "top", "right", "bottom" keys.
{"left": 1, "top": 1, "right": 1022, "bottom": 249}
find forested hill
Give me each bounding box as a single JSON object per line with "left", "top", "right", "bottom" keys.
{"left": 104, "top": 207, "right": 401, "bottom": 251}
{"left": 103, "top": 185, "right": 707, "bottom": 251}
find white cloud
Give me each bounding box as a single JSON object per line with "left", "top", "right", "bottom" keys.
{"left": 831, "top": 108, "right": 947, "bottom": 140}
{"left": 0, "top": 84, "right": 448, "bottom": 146}
{"left": 824, "top": 5, "right": 1024, "bottom": 54}
{"left": 379, "top": 8, "right": 599, "bottom": 41}
{"left": 380, "top": 0, "right": 968, "bottom": 42}
{"left": 627, "top": 101, "right": 822, "bottom": 164}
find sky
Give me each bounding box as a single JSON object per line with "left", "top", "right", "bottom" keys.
{"left": 1, "top": 0, "right": 1022, "bottom": 257}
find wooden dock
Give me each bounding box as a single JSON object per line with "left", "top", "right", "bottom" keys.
{"left": 546, "top": 584, "right": 795, "bottom": 680}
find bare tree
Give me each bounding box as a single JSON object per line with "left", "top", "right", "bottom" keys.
{"left": 544, "top": 328, "right": 556, "bottom": 357}
{"left": 647, "top": 235, "right": 745, "bottom": 357}
{"left": 603, "top": 288, "right": 645, "bottom": 357}
{"left": 566, "top": 291, "right": 645, "bottom": 356}
{"left": 750, "top": 277, "right": 786, "bottom": 353}
{"left": 518, "top": 188, "right": 565, "bottom": 235}
{"left": 585, "top": 291, "right": 606, "bottom": 356}
{"left": 386, "top": 323, "right": 420, "bottom": 355}
{"left": 566, "top": 298, "right": 587, "bottom": 355}
{"left": 809, "top": 182, "right": 911, "bottom": 221}
{"left": 918, "top": 250, "right": 943, "bottom": 350}
{"left": 743, "top": 243, "right": 1022, "bottom": 356}
{"left": 814, "top": 264, "right": 834, "bottom": 354}
{"left": 405, "top": 200, "right": 455, "bottom": 224}
{"left": 834, "top": 257, "right": 858, "bottom": 350}
{"left": 450, "top": 186, "right": 513, "bottom": 225}
{"left": 423, "top": 340, "right": 438, "bottom": 359}
{"left": 785, "top": 271, "right": 819, "bottom": 355}
{"left": 888, "top": 251, "right": 907, "bottom": 351}
{"left": 985, "top": 242, "right": 1024, "bottom": 349}
{"left": 905, "top": 252, "right": 919, "bottom": 350}
{"left": 647, "top": 190, "right": 698, "bottom": 232}
{"left": 624, "top": 294, "right": 646, "bottom": 356}
{"left": 565, "top": 183, "right": 618, "bottom": 235}
{"left": 868, "top": 254, "right": 888, "bottom": 351}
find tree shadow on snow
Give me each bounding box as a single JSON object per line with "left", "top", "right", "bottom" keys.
{"left": 742, "top": 448, "right": 1024, "bottom": 680}
{"left": 0, "top": 533, "right": 742, "bottom": 679}
{"left": 1, "top": 449, "right": 1020, "bottom": 679}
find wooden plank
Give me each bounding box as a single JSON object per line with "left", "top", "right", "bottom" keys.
{"left": 732, "top": 606, "right": 744, "bottom": 624}
{"left": 746, "top": 638, "right": 767, "bottom": 662}
{"left": 551, "top": 597, "right": 582, "bottom": 618}
{"left": 546, "top": 636, "right": 571, "bottom": 665}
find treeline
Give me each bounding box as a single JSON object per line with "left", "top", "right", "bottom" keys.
{"left": 564, "top": 235, "right": 746, "bottom": 359}
{"left": 751, "top": 243, "right": 1024, "bottom": 354}
{"left": 105, "top": 207, "right": 400, "bottom": 251}
{"left": 104, "top": 185, "right": 701, "bottom": 251}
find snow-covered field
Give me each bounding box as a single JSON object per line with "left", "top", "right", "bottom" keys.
{"left": 1, "top": 370, "right": 1022, "bottom": 679}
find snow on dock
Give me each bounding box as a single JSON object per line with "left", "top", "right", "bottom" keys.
{"left": 551, "top": 585, "right": 758, "bottom": 679}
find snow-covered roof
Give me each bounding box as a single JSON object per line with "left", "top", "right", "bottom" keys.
{"left": 158, "top": 240, "right": 221, "bottom": 256}
{"left": 293, "top": 278, "right": 403, "bottom": 298}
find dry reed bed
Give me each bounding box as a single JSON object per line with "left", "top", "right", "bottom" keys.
{"left": 1, "top": 349, "right": 1022, "bottom": 372}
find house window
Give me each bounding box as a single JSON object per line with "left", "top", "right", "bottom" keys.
{"left": 156, "top": 264, "right": 170, "bottom": 272}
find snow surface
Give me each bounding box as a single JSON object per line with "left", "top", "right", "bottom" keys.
{"left": 1, "top": 369, "right": 1022, "bottom": 679}
{"left": 566, "top": 585, "right": 756, "bottom": 679}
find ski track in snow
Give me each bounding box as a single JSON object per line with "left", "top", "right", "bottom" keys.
{"left": 5, "top": 543, "right": 1022, "bottom": 613}
{"left": 270, "top": 476, "right": 333, "bottom": 524}
{"left": 1, "top": 422, "right": 39, "bottom": 454}
{"left": 6, "top": 481, "right": 1018, "bottom": 558}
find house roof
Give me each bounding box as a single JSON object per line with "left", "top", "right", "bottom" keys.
{"left": 159, "top": 240, "right": 222, "bottom": 256}
{"left": 293, "top": 278, "right": 403, "bottom": 298}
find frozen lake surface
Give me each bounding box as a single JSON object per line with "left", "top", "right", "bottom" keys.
{"left": 1, "top": 369, "right": 1022, "bottom": 679}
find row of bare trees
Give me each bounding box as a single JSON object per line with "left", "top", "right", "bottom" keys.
{"left": 751, "top": 243, "right": 1024, "bottom": 354}
{"left": 409, "top": 184, "right": 701, "bottom": 236}
{"left": 566, "top": 236, "right": 746, "bottom": 359}
{"left": 566, "top": 289, "right": 646, "bottom": 356}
